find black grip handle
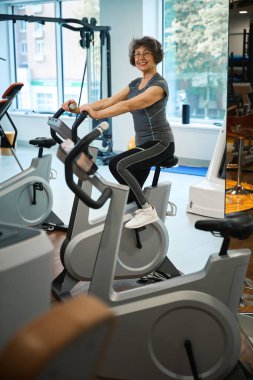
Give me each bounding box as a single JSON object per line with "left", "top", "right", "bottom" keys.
{"left": 50, "top": 129, "right": 62, "bottom": 145}
{"left": 64, "top": 126, "right": 111, "bottom": 209}
{"left": 53, "top": 107, "right": 65, "bottom": 119}
{"left": 72, "top": 111, "right": 88, "bottom": 143}
{"left": 50, "top": 108, "right": 66, "bottom": 144}
{"left": 49, "top": 108, "right": 87, "bottom": 145}
{"left": 65, "top": 173, "right": 112, "bottom": 209}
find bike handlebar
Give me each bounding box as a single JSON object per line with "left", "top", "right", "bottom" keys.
{"left": 50, "top": 108, "right": 68, "bottom": 144}
{"left": 49, "top": 107, "right": 88, "bottom": 144}
{"left": 64, "top": 122, "right": 111, "bottom": 209}
{"left": 49, "top": 107, "right": 111, "bottom": 208}
{"left": 72, "top": 111, "right": 88, "bottom": 143}
{"left": 53, "top": 107, "right": 65, "bottom": 119}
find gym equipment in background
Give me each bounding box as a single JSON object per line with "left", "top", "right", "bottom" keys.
{"left": 0, "top": 82, "right": 24, "bottom": 168}
{"left": 0, "top": 222, "right": 53, "bottom": 349}
{"left": 0, "top": 83, "right": 66, "bottom": 230}
{"left": 187, "top": 119, "right": 226, "bottom": 218}
{"left": 56, "top": 119, "right": 253, "bottom": 379}
{"left": 226, "top": 113, "right": 253, "bottom": 195}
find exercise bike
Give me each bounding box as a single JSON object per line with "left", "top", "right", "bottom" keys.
{"left": 0, "top": 83, "right": 66, "bottom": 230}
{"left": 0, "top": 221, "right": 53, "bottom": 349}
{"left": 48, "top": 109, "right": 180, "bottom": 299}
{"left": 56, "top": 119, "right": 253, "bottom": 379}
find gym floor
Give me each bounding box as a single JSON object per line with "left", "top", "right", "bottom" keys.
{"left": 1, "top": 143, "right": 253, "bottom": 372}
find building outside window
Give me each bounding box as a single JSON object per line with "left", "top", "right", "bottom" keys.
{"left": 35, "top": 39, "right": 44, "bottom": 56}
{"left": 20, "top": 41, "right": 27, "bottom": 56}
{"left": 11, "top": 2, "right": 57, "bottom": 110}
{"left": 36, "top": 92, "right": 54, "bottom": 111}
{"left": 19, "top": 20, "right": 26, "bottom": 32}
{"left": 35, "top": 22, "right": 42, "bottom": 31}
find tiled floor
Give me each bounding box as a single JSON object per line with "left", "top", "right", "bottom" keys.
{"left": 0, "top": 143, "right": 222, "bottom": 276}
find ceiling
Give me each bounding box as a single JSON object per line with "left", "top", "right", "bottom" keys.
{"left": 229, "top": 0, "right": 253, "bottom": 14}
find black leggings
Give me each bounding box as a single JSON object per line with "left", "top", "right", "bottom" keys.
{"left": 108, "top": 141, "right": 175, "bottom": 208}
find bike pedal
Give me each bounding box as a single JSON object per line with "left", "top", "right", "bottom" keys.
{"left": 136, "top": 226, "right": 146, "bottom": 232}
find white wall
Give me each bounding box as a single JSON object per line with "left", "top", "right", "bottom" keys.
{"left": 1, "top": 0, "right": 221, "bottom": 163}
{"left": 100, "top": 0, "right": 142, "bottom": 152}
{"left": 172, "top": 125, "right": 220, "bottom": 164}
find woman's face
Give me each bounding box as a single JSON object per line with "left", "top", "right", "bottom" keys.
{"left": 133, "top": 45, "right": 156, "bottom": 72}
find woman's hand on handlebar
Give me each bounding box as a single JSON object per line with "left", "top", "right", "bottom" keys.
{"left": 61, "top": 99, "right": 98, "bottom": 118}
{"left": 62, "top": 99, "right": 77, "bottom": 112}
{"left": 79, "top": 103, "right": 98, "bottom": 118}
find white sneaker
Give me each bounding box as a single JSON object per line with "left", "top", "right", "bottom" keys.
{"left": 125, "top": 206, "right": 159, "bottom": 229}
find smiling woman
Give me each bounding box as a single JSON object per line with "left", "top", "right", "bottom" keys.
{"left": 62, "top": 36, "right": 175, "bottom": 232}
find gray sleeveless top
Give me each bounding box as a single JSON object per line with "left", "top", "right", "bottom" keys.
{"left": 128, "top": 73, "right": 174, "bottom": 145}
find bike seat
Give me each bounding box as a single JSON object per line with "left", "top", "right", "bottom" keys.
{"left": 157, "top": 155, "right": 179, "bottom": 168}
{"left": 195, "top": 214, "right": 253, "bottom": 240}
{"left": 29, "top": 137, "right": 56, "bottom": 149}
{"left": 152, "top": 155, "right": 178, "bottom": 187}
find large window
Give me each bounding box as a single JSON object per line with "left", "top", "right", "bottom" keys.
{"left": 5, "top": 0, "right": 100, "bottom": 112}
{"left": 13, "top": 2, "right": 57, "bottom": 111}
{"left": 163, "top": 0, "right": 229, "bottom": 124}
{"left": 61, "top": 0, "right": 101, "bottom": 106}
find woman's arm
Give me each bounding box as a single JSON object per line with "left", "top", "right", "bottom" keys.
{"left": 61, "top": 87, "right": 130, "bottom": 113}
{"left": 81, "top": 85, "right": 165, "bottom": 119}
{"left": 88, "top": 87, "right": 130, "bottom": 110}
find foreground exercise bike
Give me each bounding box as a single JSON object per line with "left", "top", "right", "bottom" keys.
{"left": 0, "top": 222, "right": 53, "bottom": 349}
{"left": 48, "top": 109, "right": 180, "bottom": 299}
{"left": 55, "top": 118, "right": 253, "bottom": 379}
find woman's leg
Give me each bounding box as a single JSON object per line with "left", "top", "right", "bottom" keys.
{"left": 110, "top": 141, "right": 175, "bottom": 228}
{"left": 109, "top": 148, "right": 150, "bottom": 206}
{"left": 116, "top": 141, "right": 174, "bottom": 207}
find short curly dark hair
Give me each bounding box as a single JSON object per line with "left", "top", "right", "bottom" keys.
{"left": 129, "top": 36, "right": 164, "bottom": 66}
